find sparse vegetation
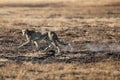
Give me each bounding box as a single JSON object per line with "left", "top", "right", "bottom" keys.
{"left": 0, "top": 0, "right": 120, "bottom": 80}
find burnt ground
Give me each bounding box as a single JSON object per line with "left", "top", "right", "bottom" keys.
{"left": 0, "top": 25, "right": 120, "bottom": 64}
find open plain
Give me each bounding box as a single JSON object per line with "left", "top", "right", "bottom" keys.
{"left": 0, "top": 0, "right": 120, "bottom": 80}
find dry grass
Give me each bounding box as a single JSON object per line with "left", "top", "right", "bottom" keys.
{"left": 0, "top": 0, "right": 120, "bottom": 80}
{"left": 0, "top": 60, "right": 120, "bottom": 80}
{"left": 0, "top": 0, "right": 119, "bottom": 5}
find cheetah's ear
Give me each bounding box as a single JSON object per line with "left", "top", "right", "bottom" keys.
{"left": 25, "top": 28, "right": 29, "bottom": 31}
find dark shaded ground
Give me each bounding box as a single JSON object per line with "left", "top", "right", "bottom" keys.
{"left": 0, "top": 26, "right": 120, "bottom": 64}
{"left": 0, "top": 2, "right": 66, "bottom": 8}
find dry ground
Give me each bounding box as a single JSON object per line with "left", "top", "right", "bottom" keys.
{"left": 0, "top": 0, "right": 120, "bottom": 80}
